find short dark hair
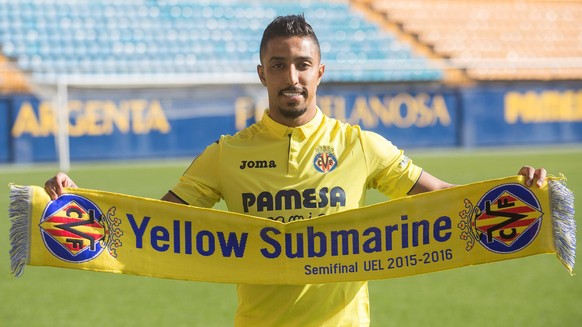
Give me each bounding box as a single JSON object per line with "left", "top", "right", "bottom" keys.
{"left": 259, "top": 14, "right": 321, "bottom": 63}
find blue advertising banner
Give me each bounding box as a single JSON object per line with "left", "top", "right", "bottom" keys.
{"left": 10, "top": 96, "right": 57, "bottom": 163}
{"left": 318, "top": 84, "right": 459, "bottom": 148}
{"left": 234, "top": 84, "right": 460, "bottom": 149}
{"left": 461, "top": 83, "right": 582, "bottom": 147}
{"left": 8, "top": 87, "right": 243, "bottom": 162}
{"left": 4, "top": 82, "right": 582, "bottom": 164}
{"left": 6, "top": 84, "right": 460, "bottom": 163}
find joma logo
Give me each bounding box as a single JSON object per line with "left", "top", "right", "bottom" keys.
{"left": 240, "top": 160, "right": 277, "bottom": 169}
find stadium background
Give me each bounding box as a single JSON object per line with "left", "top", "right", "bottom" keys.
{"left": 0, "top": 0, "right": 581, "bottom": 326}
{"left": 1, "top": 0, "right": 581, "bottom": 168}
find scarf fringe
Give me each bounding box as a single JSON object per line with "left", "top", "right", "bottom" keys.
{"left": 549, "top": 177, "right": 576, "bottom": 275}
{"left": 9, "top": 184, "right": 31, "bottom": 277}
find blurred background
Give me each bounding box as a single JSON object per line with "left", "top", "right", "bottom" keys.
{"left": 0, "top": 0, "right": 581, "bottom": 170}
{"left": 1, "top": 1, "right": 581, "bottom": 326}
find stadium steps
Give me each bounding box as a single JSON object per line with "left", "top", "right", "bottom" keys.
{"left": 351, "top": 0, "right": 472, "bottom": 85}
{"left": 363, "top": 0, "right": 582, "bottom": 81}
{"left": 0, "top": 54, "right": 31, "bottom": 93}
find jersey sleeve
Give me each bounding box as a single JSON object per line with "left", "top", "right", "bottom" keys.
{"left": 170, "top": 141, "right": 222, "bottom": 208}
{"left": 362, "top": 130, "right": 423, "bottom": 199}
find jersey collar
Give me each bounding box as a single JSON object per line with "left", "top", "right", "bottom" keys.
{"left": 262, "top": 108, "right": 324, "bottom": 138}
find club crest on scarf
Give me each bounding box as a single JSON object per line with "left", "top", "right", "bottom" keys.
{"left": 313, "top": 145, "right": 338, "bottom": 173}
{"left": 458, "top": 183, "right": 543, "bottom": 254}
{"left": 39, "top": 194, "right": 123, "bottom": 263}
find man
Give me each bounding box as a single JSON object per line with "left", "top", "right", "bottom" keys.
{"left": 46, "top": 14, "right": 546, "bottom": 327}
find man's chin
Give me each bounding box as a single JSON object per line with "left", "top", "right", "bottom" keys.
{"left": 279, "top": 106, "right": 307, "bottom": 119}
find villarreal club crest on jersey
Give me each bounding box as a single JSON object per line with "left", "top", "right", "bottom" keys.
{"left": 314, "top": 146, "right": 338, "bottom": 173}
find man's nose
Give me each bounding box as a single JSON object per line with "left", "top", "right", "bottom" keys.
{"left": 287, "top": 65, "right": 299, "bottom": 85}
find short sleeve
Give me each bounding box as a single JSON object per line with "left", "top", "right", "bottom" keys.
{"left": 171, "top": 142, "right": 222, "bottom": 208}
{"left": 363, "top": 131, "right": 423, "bottom": 199}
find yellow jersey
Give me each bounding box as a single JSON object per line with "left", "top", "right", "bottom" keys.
{"left": 172, "top": 108, "right": 422, "bottom": 326}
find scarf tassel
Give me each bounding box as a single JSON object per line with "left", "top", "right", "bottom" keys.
{"left": 9, "top": 184, "right": 32, "bottom": 277}
{"left": 549, "top": 177, "right": 576, "bottom": 275}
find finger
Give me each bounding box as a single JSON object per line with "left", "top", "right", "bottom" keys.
{"left": 44, "top": 173, "right": 72, "bottom": 200}
{"left": 535, "top": 168, "right": 547, "bottom": 187}
{"left": 44, "top": 179, "right": 58, "bottom": 200}
{"left": 60, "top": 174, "right": 78, "bottom": 189}
{"left": 54, "top": 177, "right": 65, "bottom": 196}
{"left": 518, "top": 166, "right": 535, "bottom": 186}
{"left": 44, "top": 177, "right": 63, "bottom": 200}
{"left": 54, "top": 172, "right": 75, "bottom": 194}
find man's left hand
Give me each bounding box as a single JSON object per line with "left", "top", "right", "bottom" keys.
{"left": 517, "top": 166, "right": 547, "bottom": 188}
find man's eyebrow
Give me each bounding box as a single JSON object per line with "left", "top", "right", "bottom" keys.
{"left": 268, "top": 55, "right": 314, "bottom": 63}
{"left": 268, "top": 56, "right": 285, "bottom": 63}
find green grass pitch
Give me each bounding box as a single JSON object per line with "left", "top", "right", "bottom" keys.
{"left": 0, "top": 146, "right": 580, "bottom": 326}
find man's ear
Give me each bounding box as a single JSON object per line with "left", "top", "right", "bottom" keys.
{"left": 317, "top": 63, "right": 325, "bottom": 85}
{"left": 257, "top": 65, "right": 267, "bottom": 86}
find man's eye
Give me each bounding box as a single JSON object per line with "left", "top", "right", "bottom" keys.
{"left": 272, "top": 63, "right": 284, "bottom": 69}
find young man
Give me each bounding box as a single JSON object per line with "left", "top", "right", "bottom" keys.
{"left": 46, "top": 15, "right": 547, "bottom": 327}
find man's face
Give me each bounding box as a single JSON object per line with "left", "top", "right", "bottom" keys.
{"left": 257, "top": 36, "right": 325, "bottom": 126}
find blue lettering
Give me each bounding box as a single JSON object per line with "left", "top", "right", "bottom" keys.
{"left": 260, "top": 227, "right": 281, "bottom": 258}
{"left": 329, "top": 186, "right": 346, "bottom": 207}
{"left": 412, "top": 220, "right": 430, "bottom": 246}
{"left": 242, "top": 193, "right": 255, "bottom": 213}
{"left": 185, "top": 220, "right": 192, "bottom": 254}
{"left": 307, "top": 226, "right": 326, "bottom": 257}
{"left": 257, "top": 191, "right": 273, "bottom": 212}
{"left": 318, "top": 187, "right": 329, "bottom": 208}
{"left": 302, "top": 189, "right": 317, "bottom": 209}
{"left": 384, "top": 224, "right": 398, "bottom": 250}
{"left": 241, "top": 186, "right": 346, "bottom": 212}
{"left": 151, "top": 226, "right": 170, "bottom": 252}
{"left": 127, "top": 214, "right": 149, "bottom": 248}
{"left": 285, "top": 232, "right": 304, "bottom": 258}
{"left": 173, "top": 220, "right": 181, "bottom": 253}
{"left": 218, "top": 232, "right": 248, "bottom": 258}
{"left": 275, "top": 189, "right": 301, "bottom": 210}
{"left": 362, "top": 227, "right": 382, "bottom": 253}
{"left": 196, "top": 230, "right": 215, "bottom": 256}
{"left": 126, "top": 215, "right": 248, "bottom": 257}
{"left": 434, "top": 216, "right": 452, "bottom": 242}
{"left": 330, "top": 229, "right": 359, "bottom": 256}
{"left": 401, "top": 215, "right": 409, "bottom": 248}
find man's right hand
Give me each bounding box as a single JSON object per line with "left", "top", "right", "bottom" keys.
{"left": 44, "top": 172, "right": 78, "bottom": 200}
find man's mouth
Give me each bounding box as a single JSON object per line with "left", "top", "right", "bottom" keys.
{"left": 280, "top": 88, "right": 305, "bottom": 98}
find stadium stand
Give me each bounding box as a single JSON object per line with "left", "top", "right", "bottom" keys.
{"left": 1, "top": 0, "right": 581, "bottom": 89}
{"left": 0, "top": 0, "right": 443, "bottom": 88}
{"left": 0, "top": 54, "right": 30, "bottom": 93}
{"left": 359, "top": 0, "right": 582, "bottom": 81}
{"left": 2, "top": 1, "right": 581, "bottom": 166}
